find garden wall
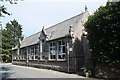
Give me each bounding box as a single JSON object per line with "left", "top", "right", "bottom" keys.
{"left": 94, "top": 63, "right": 120, "bottom": 79}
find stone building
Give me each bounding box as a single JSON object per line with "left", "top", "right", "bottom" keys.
{"left": 12, "top": 8, "right": 91, "bottom": 73}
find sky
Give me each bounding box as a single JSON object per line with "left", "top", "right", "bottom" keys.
{"left": 1, "top": 0, "right": 107, "bottom": 38}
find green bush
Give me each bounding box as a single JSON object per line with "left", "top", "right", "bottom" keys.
{"left": 84, "top": 2, "right": 120, "bottom": 63}
{"left": 0, "top": 49, "right": 12, "bottom": 63}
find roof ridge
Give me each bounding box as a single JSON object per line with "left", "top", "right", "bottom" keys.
{"left": 45, "top": 12, "right": 85, "bottom": 30}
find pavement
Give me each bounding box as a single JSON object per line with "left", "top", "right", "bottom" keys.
{"left": 0, "top": 63, "right": 103, "bottom": 80}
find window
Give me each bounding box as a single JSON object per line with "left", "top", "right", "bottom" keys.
{"left": 40, "top": 39, "right": 45, "bottom": 60}
{"left": 35, "top": 45, "right": 39, "bottom": 60}
{"left": 19, "top": 50, "right": 22, "bottom": 60}
{"left": 20, "top": 49, "right": 23, "bottom": 60}
{"left": 42, "top": 40, "right": 45, "bottom": 59}
{"left": 23, "top": 49, "right": 27, "bottom": 60}
{"left": 28, "top": 47, "right": 30, "bottom": 60}
{"left": 58, "top": 40, "right": 66, "bottom": 60}
{"left": 31, "top": 46, "right": 34, "bottom": 60}
{"left": 21, "top": 49, "right": 24, "bottom": 60}
{"left": 50, "top": 42, "right": 56, "bottom": 60}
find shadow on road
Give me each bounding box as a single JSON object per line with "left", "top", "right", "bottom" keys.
{"left": 1, "top": 65, "right": 14, "bottom": 79}
{"left": 2, "top": 72, "right": 14, "bottom": 79}
{"left": 1, "top": 67, "right": 11, "bottom": 71}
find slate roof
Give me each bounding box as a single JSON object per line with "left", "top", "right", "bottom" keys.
{"left": 45, "top": 13, "right": 84, "bottom": 41}
{"left": 20, "top": 32, "right": 41, "bottom": 48}
{"left": 13, "top": 11, "right": 88, "bottom": 50}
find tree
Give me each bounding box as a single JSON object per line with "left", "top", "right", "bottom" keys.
{"left": 0, "top": 5, "right": 11, "bottom": 17}
{"left": 0, "top": 0, "right": 24, "bottom": 17}
{"left": 0, "top": 0, "right": 24, "bottom": 62}
{"left": 4, "top": 19, "right": 23, "bottom": 48}
{"left": 84, "top": 2, "right": 120, "bottom": 63}
{"left": 0, "top": 0, "right": 20, "bottom": 4}
{"left": 1, "top": 19, "right": 23, "bottom": 62}
{"left": 0, "top": 27, "right": 2, "bottom": 62}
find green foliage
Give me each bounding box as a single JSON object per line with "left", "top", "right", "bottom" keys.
{"left": 0, "top": 1, "right": 24, "bottom": 63}
{"left": 0, "top": 28, "right": 2, "bottom": 48}
{"left": 0, "top": 50, "right": 12, "bottom": 62}
{"left": 2, "top": 19, "right": 23, "bottom": 49}
{"left": 0, "top": 5, "right": 11, "bottom": 17}
{"left": 1, "top": 19, "right": 23, "bottom": 62}
{"left": 84, "top": 2, "right": 120, "bottom": 63}
{"left": 80, "top": 67, "right": 91, "bottom": 73}
{"left": 0, "top": 0, "right": 22, "bottom": 4}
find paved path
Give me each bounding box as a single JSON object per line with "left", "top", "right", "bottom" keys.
{"left": 0, "top": 63, "right": 101, "bottom": 80}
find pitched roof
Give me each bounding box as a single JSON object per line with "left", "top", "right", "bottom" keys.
{"left": 20, "top": 31, "right": 41, "bottom": 48}
{"left": 13, "top": 11, "right": 88, "bottom": 50}
{"left": 45, "top": 13, "right": 84, "bottom": 41}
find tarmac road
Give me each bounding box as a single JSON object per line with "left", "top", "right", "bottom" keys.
{"left": 0, "top": 63, "right": 102, "bottom": 80}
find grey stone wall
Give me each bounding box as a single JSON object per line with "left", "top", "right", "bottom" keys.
{"left": 94, "top": 63, "right": 120, "bottom": 79}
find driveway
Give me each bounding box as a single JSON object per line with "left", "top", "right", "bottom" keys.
{"left": 0, "top": 63, "right": 102, "bottom": 80}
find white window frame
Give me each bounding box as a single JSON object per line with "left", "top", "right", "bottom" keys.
{"left": 20, "top": 49, "right": 23, "bottom": 60}
{"left": 23, "top": 48, "right": 27, "bottom": 60}
{"left": 34, "top": 45, "right": 39, "bottom": 60}
{"left": 22, "top": 49, "right": 25, "bottom": 60}
{"left": 30, "top": 46, "right": 34, "bottom": 60}
{"left": 49, "top": 42, "right": 56, "bottom": 60}
{"left": 57, "top": 40, "right": 66, "bottom": 60}
{"left": 28, "top": 47, "right": 31, "bottom": 60}
{"left": 40, "top": 39, "right": 45, "bottom": 60}
{"left": 19, "top": 50, "right": 21, "bottom": 60}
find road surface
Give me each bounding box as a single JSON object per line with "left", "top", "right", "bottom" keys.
{"left": 0, "top": 63, "right": 101, "bottom": 80}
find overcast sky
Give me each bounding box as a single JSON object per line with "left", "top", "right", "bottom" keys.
{"left": 1, "top": 0, "right": 107, "bottom": 37}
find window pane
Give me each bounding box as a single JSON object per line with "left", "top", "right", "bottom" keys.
{"left": 35, "top": 45, "right": 37, "bottom": 49}
{"left": 62, "top": 40, "right": 65, "bottom": 45}
{"left": 51, "top": 55, "right": 56, "bottom": 59}
{"left": 58, "top": 40, "right": 66, "bottom": 60}
{"left": 50, "top": 42, "right": 56, "bottom": 59}
{"left": 63, "top": 54, "right": 65, "bottom": 59}
{"left": 58, "top": 55, "right": 63, "bottom": 59}
{"left": 53, "top": 43, "right": 55, "bottom": 46}
{"left": 50, "top": 48, "right": 55, "bottom": 55}
{"left": 35, "top": 56, "right": 38, "bottom": 59}
{"left": 42, "top": 55, "right": 45, "bottom": 59}
{"left": 63, "top": 46, "right": 65, "bottom": 53}
{"left": 50, "top": 43, "right": 52, "bottom": 47}
{"left": 59, "top": 47, "right": 62, "bottom": 54}
{"left": 42, "top": 40, "right": 45, "bottom": 43}
{"left": 58, "top": 41, "right": 61, "bottom": 45}
{"left": 32, "top": 56, "right": 34, "bottom": 59}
